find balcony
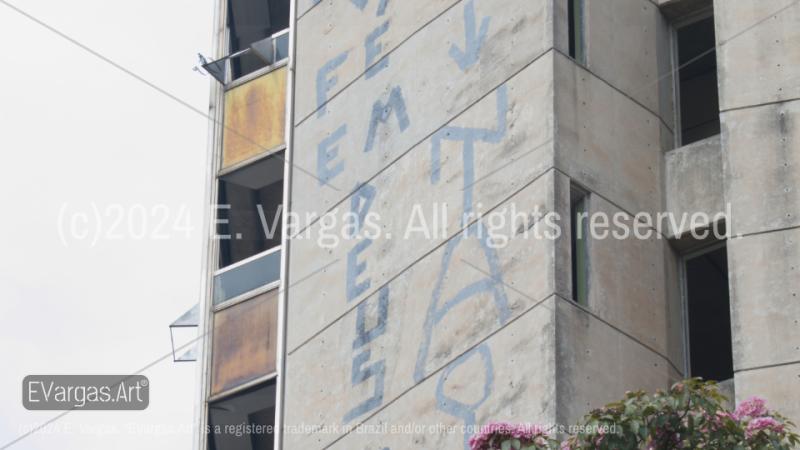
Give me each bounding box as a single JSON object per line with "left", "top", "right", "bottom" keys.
{"left": 213, "top": 245, "right": 281, "bottom": 306}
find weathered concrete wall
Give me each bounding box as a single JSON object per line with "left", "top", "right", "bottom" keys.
{"left": 579, "top": 194, "right": 681, "bottom": 364}
{"left": 328, "top": 300, "right": 556, "bottom": 450}
{"left": 552, "top": 0, "right": 680, "bottom": 426}
{"left": 295, "top": 0, "right": 459, "bottom": 121}
{"left": 285, "top": 173, "right": 558, "bottom": 448}
{"left": 291, "top": 0, "right": 553, "bottom": 221}
{"left": 582, "top": 0, "right": 673, "bottom": 122}
{"left": 555, "top": 296, "right": 682, "bottom": 426}
{"left": 288, "top": 55, "right": 555, "bottom": 352}
{"left": 723, "top": 102, "right": 800, "bottom": 236}
{"left": 554, "top": 51, "right": 668, "bottom": 217}
{"left": 287, "top": 0, "right": 559, "bottom": 448}
{"left": 715, "top": 0, "right": 800, "bottom": 111}
{"left": 664, "top": 135, "right": 725, "bottom": 238}
{"left": 715, "top": 0, "right": 800, "bottom": 424}
{"left": 284, "top": 0, "right": 800, "bottom": 446}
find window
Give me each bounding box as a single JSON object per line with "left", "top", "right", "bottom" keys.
{"left": 571, "top": 186, "right": 589, "bottom": 305}
{"left": 203, "top": 0, "right": 290, "bottom": 85}
{"left": 675, "top": 14, "right": 720, "bottom": 146}
{"left": 568, "top": 0, "right": 585, "bottom": 63}
{"left": 214, "top": 152, "right": 284, "bottom": 305}
{"left": 684, "top": 245, "right": 733, "bottom": 381}
{"left": 218, "top": 152, "right": 284, "bottom": 268}
{"left": 208, "top": 381, "right": 276, "bottom": 450}
{"left": 228, "top": 0, "right": 290, "bottom": 79}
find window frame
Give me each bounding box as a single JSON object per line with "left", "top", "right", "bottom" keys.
{"left": 670, "top": 6, "right": 717, "bottom": 148}
{"left": 570, "top": 184, "right": 590, "bottom": 306}
{"left": 224, "top": 29, "right": 291, "bottom": 90}
{"left": 678, "top": 239, "right": 731, "bottom": 379}
{"left": 567, "top": 0, "right": 587, "bottom": 65}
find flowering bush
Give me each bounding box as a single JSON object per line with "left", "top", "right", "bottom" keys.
{"left": 468, "top": 422, "right": 556, "bottom": 450}
{"left": 471, "top": 379, "right": 799, "bottom": 450}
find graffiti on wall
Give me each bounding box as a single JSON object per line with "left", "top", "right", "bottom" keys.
{"left": 309, "top": 0, "right": 510, "bottom": 446}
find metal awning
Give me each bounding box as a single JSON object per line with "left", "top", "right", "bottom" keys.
{"left": 169, "top": 303, "right": 199, "bottom": 362}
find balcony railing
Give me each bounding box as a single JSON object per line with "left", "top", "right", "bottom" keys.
{"left": 213, "top": 245, "right": 281, "bottom": 306}
{"left": 203, "top": 29, "right": 289, "bottom": 87}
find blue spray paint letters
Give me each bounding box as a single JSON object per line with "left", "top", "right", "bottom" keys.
{"left": 343, "top": 348, "right": 386, "bottom": 423}
{"left": 317, "top": 124, "right": 347, "bottom": 186}
{"left": 347, "top": 238, "right": 372, "bottom": 301}
{"left": 353, "top": 285, "right": 389, "bottom": 350}
{"left": 364, "top": 86, "right": 410, "bottom": 153}
{"left": 317, "top": 51, "right": 349, "bottom": 117}
{"left": 449, "top": 0, "right": 490, "bottom": 71}
{"left": 345, "top": 287, "right": 390, "bottom": 423}
{"left": 365, "top": 21, "right": 390, "bottom": 79}
{"left": 430, "top": 84, "right": 507, "bottom": 213}
{"left": 436, "top": 345, "right": 494, "bottom": 450}
{"left": 415, "top": 85, "right": 509, "bottom": 450}
{"left": 351, "top": 182, "right": 377, "bottom": 234}
{"left": 347, "top": 182, "right": 378, "bottom": 301}
{"left": 351, "top": 0, "right": 389, "bottom": 15}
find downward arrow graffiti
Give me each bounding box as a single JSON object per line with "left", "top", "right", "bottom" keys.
{"left": 449, "top": 0, "right": 490, "bottom": 71}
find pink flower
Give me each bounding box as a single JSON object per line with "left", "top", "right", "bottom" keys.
{"left": 734, "top": 397, "right": 768, "bottom": 420}
{"left": 469, "top": 422, "right": 548, "bottom": 450}
{"left": 745, "top": 417, "right": 785, "bottom": 439}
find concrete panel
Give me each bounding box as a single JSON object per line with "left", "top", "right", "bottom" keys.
{"left": 723, "top": 100, "right": 800, "bottom": 236}
{"left": 291, "top": 0, "right": 554, "bottom": 220}
{"left": 295, "top": 0, "right": 458, "bottom": 121}
{"left": 324, "top": 300, "right": 556, "bottom": 450}
{"left": 287, "top": 56, "right": 556, "bottom": 351}
{"left": 554, "top": 52, "right": 665, "bottom": 217}
{"left": 582, "top": 0, "right": 674, "bottom": 123}
{"left": 297, "top": 0, "right": 319, "bottom": 18}
{"left": 714, "top": 0, "right": 800, "bottom": 111}
{"left": 210, "top": 289, "right": 279, "bottom": 396}
{"left": 555, "top": 297, "right": 681, "bottom": 427}
{"left": 664, "top": 135, "right": 725, "bottom": 238}
{"left": 285, "top": 175, "right": 558, "bottom": 449}
{"left": 735, "top": 364, "right": 800, "bottom": 426}
{"left": 222, "top": 67, "right": 287, "bottom": 169}
{"left": 580, "top": 194, "right": 676, "bottom": 361}
{"left": 728, "top": 228, "right": 800, "bottom": 370}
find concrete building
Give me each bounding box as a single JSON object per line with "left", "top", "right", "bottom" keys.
{"left": 192, "top": 0, "right": 799, "bottom": 448}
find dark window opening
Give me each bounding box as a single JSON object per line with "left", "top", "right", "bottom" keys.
{"left": 218, "top": 152, "right": 284, "bottom": 268}
{"left": 228, "top": 0, "right": 290, "bottom": 79}
{"left": 208, "top": 381, "right": 276, "bottom": 450}
{"left": 685, "top": 245, "right": 733, "bottom": 382}
{"left": 676, "top": 15, "right": 720, "bottom": 146}
{"left": 567, "top": 0, "right": 585, "bottom": 63}
{"left": 571, "top": 186, "right": 589, "bottom": 305}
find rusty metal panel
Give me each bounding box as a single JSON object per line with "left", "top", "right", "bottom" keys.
{"left": 222, "top": 66, "right": 287, "bottom": 169}
{"left": 210, "top": 288, "right": 278, "bottom": 396}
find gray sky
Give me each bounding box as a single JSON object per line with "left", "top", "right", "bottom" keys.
{"left": 0, "top": 0, "right": 213, "bottom": 448}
